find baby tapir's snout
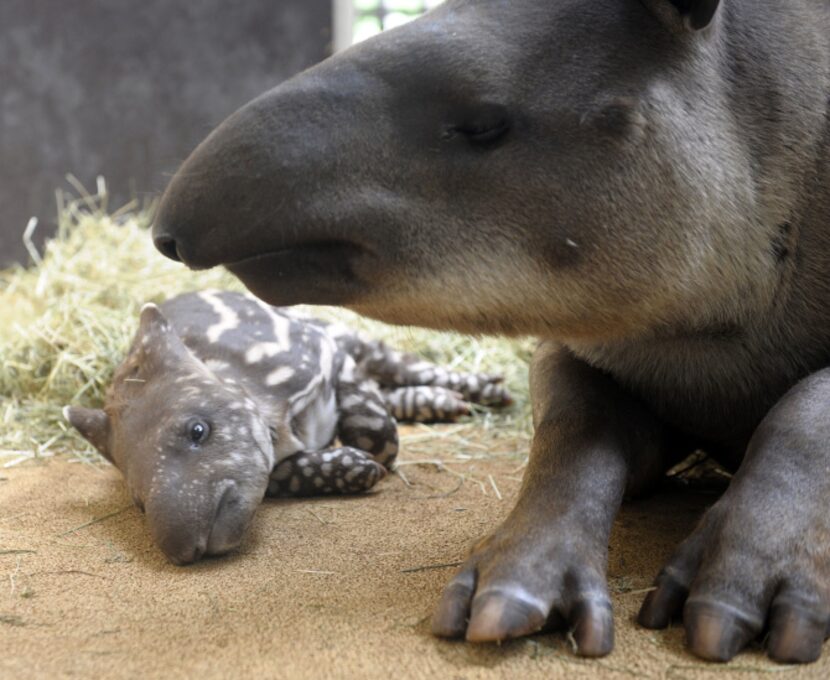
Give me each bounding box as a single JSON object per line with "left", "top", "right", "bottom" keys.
{"left": 145, "top": 478, "right": 251, "bottom": 565}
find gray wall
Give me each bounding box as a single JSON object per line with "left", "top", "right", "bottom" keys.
{"left": 0, "top": 0, "right": 332, "bottom": 266}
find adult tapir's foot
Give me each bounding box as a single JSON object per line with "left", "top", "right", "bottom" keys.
{"left": 638, "top": 495, "right": 830, "bottom": 664}
{"left": 640, "top": 369, "right": 830, "bottom": 664}
{"left": 431, "top": 344, "right": 667, "bottom": 656}
{"left": 431, "top": 516, "right": 614, "bottom": 656}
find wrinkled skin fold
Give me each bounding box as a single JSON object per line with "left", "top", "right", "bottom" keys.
{"left": 152, "top": 0, "right": 830, "bottom": 664}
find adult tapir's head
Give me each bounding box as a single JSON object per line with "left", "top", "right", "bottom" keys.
{"left": 154, "top": 0, "right": 797, "bottom": 340}
{"left": 65, "top": 305, "right": 278, "bottom": 565}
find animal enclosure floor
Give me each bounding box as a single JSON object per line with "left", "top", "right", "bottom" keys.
{"left": 1, "top": 433, "right": 828, "bottom": 679}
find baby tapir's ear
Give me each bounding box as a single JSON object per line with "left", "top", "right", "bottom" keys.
{"left": 138, "top": 303, "right": 172, "bottom": 337}
{"left": 64, "top": 406, "right": 112, "bottom": 461}
{"left": 129, "top": 302, "right": 200, "bottom": 378}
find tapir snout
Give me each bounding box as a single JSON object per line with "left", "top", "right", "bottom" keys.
{"left": 152, "top": 46, "right": 420, "bottom": 309}
{"left": 145, "top": 479, "right": 254, "bottom": 565}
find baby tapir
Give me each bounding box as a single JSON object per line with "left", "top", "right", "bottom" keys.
{"left": 65, "top": 290, "right": 511, "bottom": 565}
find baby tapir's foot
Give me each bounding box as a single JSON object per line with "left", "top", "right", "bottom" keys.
{"left": 384, "top": 386, "right": 471, "bottom": 422}
{"left": 639, "top": 493, "right": 830, "bottom": 664}
{"left": 267, "top": 447, "right": 386, "bottom": 497}
{"left": 415, "top": 368, "right": 513, "bottom": 408}
{"left": 354, "top": 342, "right": 511, "bottom": 408}
{"left": 458, "top": 374, "right": 513, "bottom": 408}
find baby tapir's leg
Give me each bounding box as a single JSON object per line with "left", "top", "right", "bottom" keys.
{"left": 335, "top": 356, "right": 399, "bottom": 468}
{"left": 384, "top": 386, "right": 471, "bottom": 422}
{"left": 268, "top": 448, "right": 385, "bottom": 497}
{"left": 354, "top": 340, "right": 512, "bottom": 407}
{"left": 317, "top": 321, "right": 511, "bottom": 407}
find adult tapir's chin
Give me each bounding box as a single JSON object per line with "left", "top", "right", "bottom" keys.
{"left": 225, "top": 243, "right": 373, "bottom": 307}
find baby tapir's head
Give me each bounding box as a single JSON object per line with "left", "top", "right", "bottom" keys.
{"left": 65, "top": 304, "right": 279, "bottom": 565}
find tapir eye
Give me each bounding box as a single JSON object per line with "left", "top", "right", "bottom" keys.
{"left": 186, "top": 419, "right": 211, "bottom": 445}
{"left": 444, "top": 104, "right": 511, "bottom": 147}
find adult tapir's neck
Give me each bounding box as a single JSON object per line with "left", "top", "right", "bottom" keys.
{"left": 718, "top": 1, "right": 830, "bottom": 236}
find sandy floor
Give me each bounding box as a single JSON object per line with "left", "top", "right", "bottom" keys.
{"left": 1, "top": 435, "right": 827, "bottom": 679}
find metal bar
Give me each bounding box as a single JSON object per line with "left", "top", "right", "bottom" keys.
{"left": 333, "top": 0, "right": 356, "bottom": 51}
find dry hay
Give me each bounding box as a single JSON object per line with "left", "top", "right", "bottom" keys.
{"left": 0, "top": 180, "right": 534, "bottom": 467}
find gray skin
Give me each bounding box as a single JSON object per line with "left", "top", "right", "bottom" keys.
{"left": 65, "top": 291, "right": 510, "bottom": 565}
{"left": 150, "top": 0, "right": 830, "bottom": 665}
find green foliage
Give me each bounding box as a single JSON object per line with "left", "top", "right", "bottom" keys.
{"left": 352, "top": 0, "right": 444, "bottom": 43}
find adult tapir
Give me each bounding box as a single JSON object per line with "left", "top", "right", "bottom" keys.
{"left": 151, "top": 0, "right": 830, "bottom": 665}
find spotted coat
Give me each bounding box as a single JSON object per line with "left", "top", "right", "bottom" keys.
{"left": 160, "top": 291, "right": 512, "bottom": 497}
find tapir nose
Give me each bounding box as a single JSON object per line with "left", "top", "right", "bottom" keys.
{"left": 154, "top": 234, "right": 182, "bottom": 262}
{"left": 155, "top": 525, "right": 208, "bottom": 566}
{"left": 167, "top": 540, "right": 207, "bottom": 566}
{"left": 204, "top": 484, "right": 251, "bottom": 557}
{"left": 152, "top": 59, "right": 376, "bottom": 274}
{"left": 148, "top": 481, "right": 255, "bottom": 565}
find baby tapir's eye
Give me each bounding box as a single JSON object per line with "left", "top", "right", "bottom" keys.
{"left": 186, "top": 419, "right": 211, "bottom": 445}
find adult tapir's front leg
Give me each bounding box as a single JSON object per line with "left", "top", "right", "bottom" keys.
{"left": 639, "top": 369, "right": 830, "bottom": 664}
{"left": 432, "top": 343, "right": 666, "bottom": 656}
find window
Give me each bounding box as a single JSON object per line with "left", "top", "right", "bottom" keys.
{"left": 333, "top": 0, "right": 444, "bottom": 51}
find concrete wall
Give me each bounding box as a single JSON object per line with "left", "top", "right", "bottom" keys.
{"left": 0, "top": 0, "right": 331, "bottom": 266}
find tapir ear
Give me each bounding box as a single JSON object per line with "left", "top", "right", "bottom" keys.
{"left": 666, "top": 0, "right": 721, "bottom": 30}
{"left": 133, "top": 303, "right": 186, "bottom": 360}
{"left": 130, "top": 302, "right": 197, "bottom": 373}
{"left": 64, "top": 406, "right": 112, "bottom": 461}
{"left": 138, "top": 302, "right": 173, "bottom": 338}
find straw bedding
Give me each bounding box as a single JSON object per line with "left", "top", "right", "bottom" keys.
{"left": 0, "top": 184, "right": 534, "bottom": 467}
